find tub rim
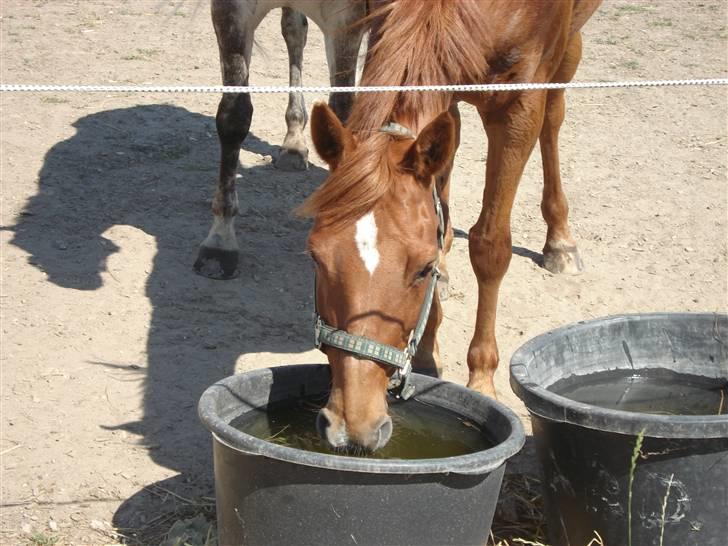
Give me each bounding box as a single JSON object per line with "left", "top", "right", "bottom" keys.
{"left": 509, "top": 312, "right": 728, "bottom": 439}
{"left": 199, "top": 364, "right": 525, "bottom": 475}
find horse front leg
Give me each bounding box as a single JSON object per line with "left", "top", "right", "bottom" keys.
{"left": 467, "top": 91, "right": 547, "bottom": 397}
{"left": 413, "top": 292, "right": 443, "bottom": 378}
{"left": 195, "top": 1, "right": 257, "bottom": 279}
{"left": 435, "top": 103, "right": 461, "bottom": 301}
{"left": 541, "top": 32, "right": 585, "bottom": 274}
{"left": 275, "top": 7, "right": 309, "bottom": 171}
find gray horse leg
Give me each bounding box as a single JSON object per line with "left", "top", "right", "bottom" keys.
{"left": 324, "top": 24, "right": 365, "bottom": 123}
{"left": 275, "top": 8, "right": 309, "bottom": 171}
{"left": 195, "top": 0, "right": 257, "bottom": 279}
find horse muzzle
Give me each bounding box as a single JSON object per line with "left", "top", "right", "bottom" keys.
{"left": 317, "top": 407, "right": 393, "bottom": 452}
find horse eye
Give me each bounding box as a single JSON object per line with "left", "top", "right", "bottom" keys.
{"left": 416, "top": 263, "right": 434, "bottom": 281}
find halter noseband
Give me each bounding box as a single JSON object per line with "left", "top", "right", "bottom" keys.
{"left": 313, "top": 122, "right": 445, "bottom": 400}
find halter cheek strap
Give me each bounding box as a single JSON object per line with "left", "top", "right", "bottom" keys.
{"left": 313, "top": 122, "right": 445, "bottom": 400}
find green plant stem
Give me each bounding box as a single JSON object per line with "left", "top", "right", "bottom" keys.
{"left": 628, "top": 429, "right": 646, "bottom": 546}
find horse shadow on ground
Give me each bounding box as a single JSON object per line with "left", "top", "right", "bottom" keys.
{"left": 8, "top": 103, "right": 328, "bottom": 542}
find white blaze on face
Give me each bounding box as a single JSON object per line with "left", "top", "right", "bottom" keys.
{"left": 354, "top": 212, "right": 379, "bottom": 275}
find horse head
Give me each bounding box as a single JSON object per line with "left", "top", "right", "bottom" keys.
{"left": 301, "top": 103, "right": 456, "bottom": 451}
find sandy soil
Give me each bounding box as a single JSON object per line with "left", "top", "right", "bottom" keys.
{"left": 1, "top": 1, "right": 726, "bottom": 544}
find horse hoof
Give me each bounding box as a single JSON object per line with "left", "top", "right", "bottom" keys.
{"left": 194, "top": 246, "right": 240, "bottom": 279}
{"left": 274, "top": 147, "right": 309, "bottom": 171}
{"left": 543, "top": 241, "right": 584, "bottom": 275}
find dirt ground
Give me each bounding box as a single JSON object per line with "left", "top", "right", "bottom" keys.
{"left": 1, "top": 1, "right": 726, "bottom": 544}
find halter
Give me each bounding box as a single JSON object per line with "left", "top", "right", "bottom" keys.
{"left": 313, "top": 122, "right": 445, "bottom": 400}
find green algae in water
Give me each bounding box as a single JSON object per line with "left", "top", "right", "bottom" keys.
{"left": 230, "top": 397, "right": 494, "bottom": 459}
{"left": 549, "top": 368, "right": 728, "bottom": 416}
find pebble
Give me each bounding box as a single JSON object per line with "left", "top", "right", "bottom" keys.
{"left": 48, "top": 519, "right": 58, "bottom": 531}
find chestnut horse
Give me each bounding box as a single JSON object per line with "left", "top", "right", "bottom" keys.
{"left": 195, "top": 0, "right": 367, "bottom": 279}
{"left": 301, "top": 0, "right": 601, "bottom": 451}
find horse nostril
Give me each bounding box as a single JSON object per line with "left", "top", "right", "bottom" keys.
{"left": 317, "top": 409, "right": 349, "bottom": 448}
{"left": 375, "top": 416, "right": 393, "bottom": 450}
{"left": 315, "top": 410, "right": 331, "bottom": 440}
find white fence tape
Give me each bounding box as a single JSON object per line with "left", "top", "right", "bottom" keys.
{"left": 1, "top": 78, "right": 727, "bottom": 94}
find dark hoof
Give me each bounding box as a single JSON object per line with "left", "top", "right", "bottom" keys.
{"left": 543, "top": 241, "right": 584, "bottom": 275}
{"left": 194, "top": 246, "right": 240, "bottom": 279}
{"left": 274, "top": 148, "right": 309, "bottom": 171}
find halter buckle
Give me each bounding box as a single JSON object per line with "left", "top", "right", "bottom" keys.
{"left": 388, "top": 359, "right": 415, "bottom": 400}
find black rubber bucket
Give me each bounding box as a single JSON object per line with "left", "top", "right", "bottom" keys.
{"left": 510, "top": 313, "right": 728, "bottom": 546}
{"left": 198, "top": 364, "right": 524, "bottom": 546}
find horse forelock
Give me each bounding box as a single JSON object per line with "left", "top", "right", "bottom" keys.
{"left": 298, "top": 133, "right": 396, "bottom": 228}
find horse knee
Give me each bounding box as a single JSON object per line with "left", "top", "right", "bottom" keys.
{"left": 468, "top": 228, "right": 512, "bottom": 282}
{"left": 541, "top": 193, "right": 569, "bottom": 226}
{"left": 285, "top": 102, "right": 307, "bottom": 127}
{"left": 216, "top": 93, "right": 253, "bottom": 146}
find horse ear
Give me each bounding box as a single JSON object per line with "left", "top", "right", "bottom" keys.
{"left": 311, "top": 102, "right": 353, "bottom": 169}
{"left": 403, "top": 111, "right": 456, "bottom": 182}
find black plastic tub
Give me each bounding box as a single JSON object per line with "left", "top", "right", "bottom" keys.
{"left": 198, "top": 364, "right": 525, "bottom": 546}
{"left": 510, "top": 313, "right": 728, "bottom": 546}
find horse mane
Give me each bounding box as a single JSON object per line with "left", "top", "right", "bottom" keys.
{"left": 299, "top": 0, "right": 491, "bottom": 226}
{"left": 348, "top": 0, "right": 491, "bottom": 134}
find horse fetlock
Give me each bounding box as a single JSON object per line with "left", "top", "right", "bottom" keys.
{"left": 279, "top": 96, "right": 308, "bottom": 171}
{"left": 212, "top": 187, "right": 239, "bottom": 218}
{"left": 285, "top": 100, "right": 308, "bottom": 127}
{"left": 466, "top": 342, "right": 499, "bottom": 397}
{"left": 543, "top": 239, "right": 584, "bottom": 275}
{"left": 467, "top": 373, "right": 497, "bottom": 398}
